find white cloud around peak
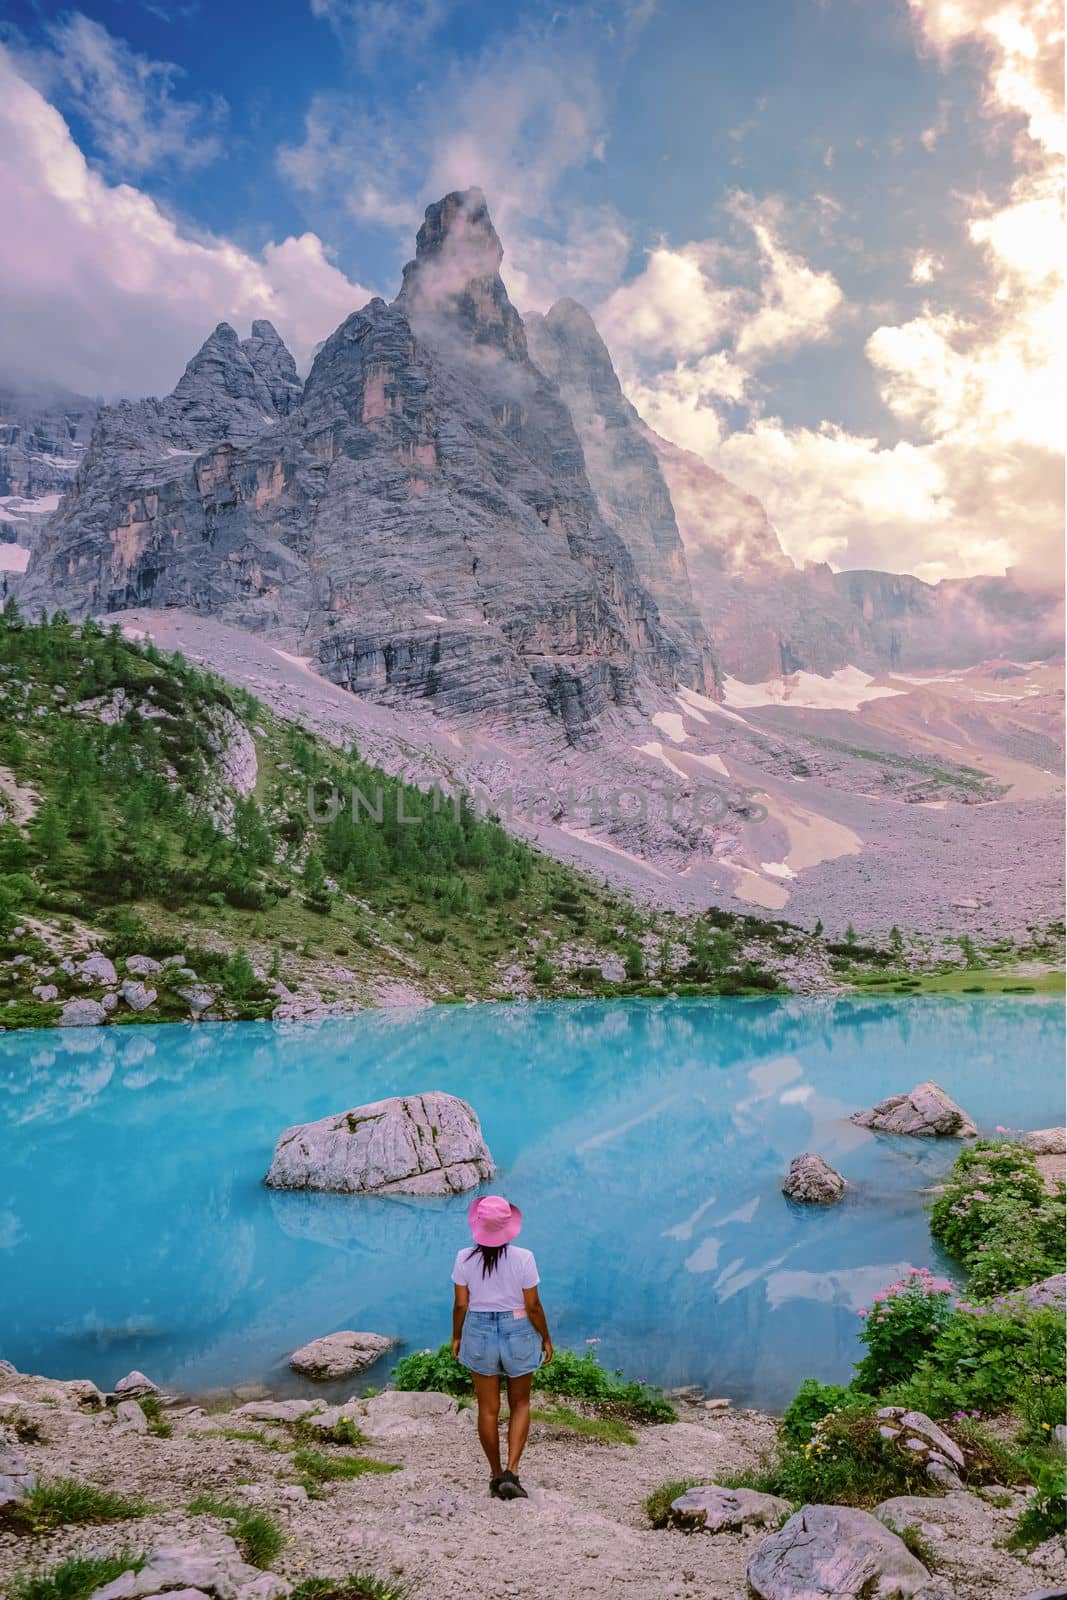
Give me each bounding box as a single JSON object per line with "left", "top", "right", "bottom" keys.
{"left": 0, "top": 46, "right": 375, "bottom": 398}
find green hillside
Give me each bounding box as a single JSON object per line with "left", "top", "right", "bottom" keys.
{"left": 0, "top": 606, "right": 800, "bottom": 1027}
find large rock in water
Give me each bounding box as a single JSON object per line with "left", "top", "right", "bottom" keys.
{"left": 851, "top": 1081, "right": 977, "bottom": 1138}
{"left": 265, "top": 1091, "right": 494, "bottom": 1195}
{"left": 289, "top": 1330, "right": 395, "bottom": 1379}
{"left": 747, "top": 1504, "right": 945, "bottom": 1599}
{"left": 782, "top": 1153, "right": 846, "bottom": 1204}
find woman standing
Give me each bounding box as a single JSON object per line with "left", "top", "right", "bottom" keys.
{"left": 451, "top": 1194, "right": 553, "bottom": 1501}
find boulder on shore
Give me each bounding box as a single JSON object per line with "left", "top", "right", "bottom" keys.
{"left": 747, "top": 1503, "right": 945, "bottom": 1599}
{"left": 851, "top": 1080, "right": 977, "bottom": 1138}
{"left": 59, "top": 998, "right": 107, "bottom": 1028}
{"left": 782, "top": 1152, "right": 846, "bottom": 1204}
{"left": 1025, "top": 1127, "right": 1066, "bottom": 1155}
{"left": 265, "top": 1091, "right": 494, "bottom": 1195}
{"left": 289, "top": 1330, "right": 395, "bottom": 1380}
{"left": 669, "top": 1483, "right": 790, "bottom": 1534}
{"left": 115, "top": 1369, "right": 158, "bottom": 1396}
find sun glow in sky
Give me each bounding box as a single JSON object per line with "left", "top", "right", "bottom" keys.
{"left": 0, "top": 0, "right": 1062, "bottom": 584}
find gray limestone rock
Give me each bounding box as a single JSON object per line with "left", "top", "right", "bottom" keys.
{"left": 24, "top": 191, "right": 707, "bottom": 754}
{"left": 59, "top": 997, "right": 107, "bottom": 1027}
{"left": 782, "top": 1152, "right": 847, "bottom": 1204}
{"left": 1026, "top": 1127, "right": 1067, "bottom": 1155}
{"left": 115, "top": 1369, "right": 159, "bottom": 1395}
{"left": 525, "top": 298, "right": 717, "bottom": 695}
{"left": 240, "top": 321, "right": 303, "bottom": 417}
{"left": 125, "top": 956, "right": 163, "bottom": 977}
{"left": 288, "top": 1330, "right": 395, "bottom": 1379}
{"left": 112, "top": 1398, "right": 149, "bottom": 1433}
{"left": 265, "top": 1090, "right": 494, "bottom": 1194}
{"left": 77, "top": 952, "right": 118, "bottom": 986}
{"left": 851, "top": 1080, "right": 977, "bottom": 1138}
{"left": 86, "top": 1532, "right": 289, "bottom": 1600}
{"left": 747, "top": 1504, "right": 945, "bottom": 1599}
{"left": 668, "top": 1483, "right": 791, "bottom": 1534}
{"left": 0, "top": 1424, "right": 36, "bottom": 1506}
{"left": 119, "top": 979, "right": 157, "bottom": 1012}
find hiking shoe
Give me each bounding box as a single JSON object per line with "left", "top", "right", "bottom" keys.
{"left": 497, "top": 1470, "right": 528, "bottom": 1501}
{"left": 489, "top": 1476, "right": 505, "bottom": 1498}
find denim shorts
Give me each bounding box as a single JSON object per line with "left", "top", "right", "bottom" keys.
{"left": 459, "top": 1310, "right": 543, "bottom": 1378}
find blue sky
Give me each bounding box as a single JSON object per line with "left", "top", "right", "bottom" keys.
{"left": 0, "top": 0, "right": 1061, "bottom": 581}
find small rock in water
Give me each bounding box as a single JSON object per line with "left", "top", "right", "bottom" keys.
{"left": 782, "top": 1152, "right": 846, "bottom": 1204}
{"left": 704, "top": 1398, "right": 732, "bottom": 1411}
{"left": 851, "top": 1080, "right": 977, "bottom": 1138}
{"left": 289, "top": 1330, "right": 396, "bottom": 1380}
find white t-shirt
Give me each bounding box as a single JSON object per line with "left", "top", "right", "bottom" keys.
{"left": 452, "top": 1244, "right": 540, "bottom": 1312}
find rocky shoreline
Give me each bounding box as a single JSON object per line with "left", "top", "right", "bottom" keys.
{"left": 1, "top": 1362, "right": 1064, "bottom": 1600}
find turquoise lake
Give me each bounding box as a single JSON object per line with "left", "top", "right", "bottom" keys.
{"left": 1, "top": 996, "right": 1063, "bottom": 1410}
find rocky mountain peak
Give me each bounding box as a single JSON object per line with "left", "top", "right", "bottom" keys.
{"left": 168, "top": 321, "right": 280, "bottom": 442}
{"left": 396, "top": 187, "right": 526, "bottom": 358}
{"left": 240, "top": 320, "right": 303, "bottom": 417}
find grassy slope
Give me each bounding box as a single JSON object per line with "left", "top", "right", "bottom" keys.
{"left": 0, "top": 612, "right": 809, "bottom": 1024}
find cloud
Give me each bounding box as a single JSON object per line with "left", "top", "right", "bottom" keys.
{"left": 277, "top": 8, "right": 644, "bottom": 313}
{"left": 603, "top": 0, "right": 1063, "bottom": 582}
{"left": 732, "top": 199, "right": 845, "bottom": 359}
{"left": 0, "top": 46, "right": 375, "bottom": 398}
{"left": 598, "top": 197, "right": 845, "bottom": 381}
{"left": 308, "top": 0, "right": 451, "bottom": 68}
{"left": 910, "top": 249, "right": 943, "bottom": 282}
{"left": 22, "top": 11, "right": 227, "bottom": 176}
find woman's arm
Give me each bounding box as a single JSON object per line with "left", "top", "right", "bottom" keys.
{"left": 451, "top": 1283, "right": 469, "bottom": 1358}
{"left": 523, "top": 1285, "right": 553, "bottom": 1364}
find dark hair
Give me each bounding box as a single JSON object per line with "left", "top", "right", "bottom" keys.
{"left": 466, "top": 1243, "right": 509, "bottom": 1278}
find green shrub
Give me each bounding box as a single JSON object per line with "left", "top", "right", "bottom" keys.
{"left": 853, "top": 1268, "right": 953, "bottom": 1392}
{"left": 291, "top": 1449, "right": 399, "bottom": 1485}
{"left": 187, "top": 1496, "right": 284, "bottom": 1569}
{"left": 136, "top": 1394, "right": 172, "bottom": 1438}
{"left": 6, "top": 1554, "right": 144, "bottom": 1600}
{"left": 644, "top": 1478, "right": 702, "bottom": 1527}
{"left": 188, "top": 1497, "right": 282, "bottom": 1567}
{"left": 289, "top": 1576, "right": 411, "bottom": 1600}
{"left": 392, "top": 1343, "right": 675, "bottom": 1423}
{"left": 6, "top": 1479, "right": 153, "bottom": 1532}
{"left": 1009, "top": 1458, "right": 1067, "bottom": 1548}
{"left": 758, "top": 1405, "right": 955, "bottom": 1508}
{"left": 392, "top": 1345, "right": 470, "bottom": 1397}
{"left": 781, "top": 1379, "right": 861, "bottom": 1447}
{"left": 889, "top": 1304, "right": 1066, "bottom": 1433}
{"left": 930, "top": 1141, "right": 1065, "bottom": 1296}
{"left": 530, "top": 1405, "right": 636, "bottom": 1444}
{"left": 531, "top": 1347, "right": 675, "bottom": 1422}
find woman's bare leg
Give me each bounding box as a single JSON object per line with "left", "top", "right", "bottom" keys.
{"left": 472, "top": 1372, "right": 503, "bottom": 1476}
{"left": 505, "top": 1373, "right": 533, "bottom": 1472}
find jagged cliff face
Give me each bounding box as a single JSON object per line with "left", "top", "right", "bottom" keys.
{"left": 25, "top": 192, "right": 714, "bottom": 750}
{"left": 525, "top": 299, "right": 718, "bottom": 694}
{"left": 20, "top": 187, "right": 1061, "bottom": 710}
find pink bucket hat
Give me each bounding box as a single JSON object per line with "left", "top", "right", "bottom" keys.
{"left": 468, "top": 1194, "right": 523, "bottom": 1246}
